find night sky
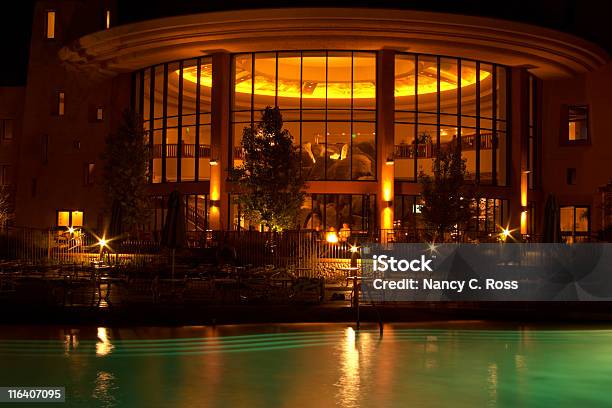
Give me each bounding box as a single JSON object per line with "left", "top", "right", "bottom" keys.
{"left": 1, "top": 0, "right": 611, "bottom": 86}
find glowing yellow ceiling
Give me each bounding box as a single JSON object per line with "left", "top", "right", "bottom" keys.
{"left": 179, "top": 59, "right": 486, "bottom": 99}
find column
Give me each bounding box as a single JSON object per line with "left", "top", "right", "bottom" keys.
{"left": 509, "top": 67, "right": 529, "bottom": 238}
{"left": 209, "top": 52, "right": 230, "bottom": 230}
{"left": 376, "top": 50, "right": 395, "bottom": 241}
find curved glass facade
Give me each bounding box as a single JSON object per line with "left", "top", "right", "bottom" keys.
{"left": 134, "top": 57, "right": 213, "bottom": 183}
{"left": 394, "top": 54, "right": 509, "bottom": 185}
{"left": 135, "top": 51, "right": 510, "bottom": 187}
{"left": 231, "top": 51, "right": 377, "bottom": 181}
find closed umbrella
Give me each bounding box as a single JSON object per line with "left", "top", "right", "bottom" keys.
{"left": 543, "top": 194, "right": 562, "bottom": 243}
{"left": 108, "top": 200, "right": 123, "bottom": 264}
{"left": 161, "top": 190, "right": 187, "bottom": 286}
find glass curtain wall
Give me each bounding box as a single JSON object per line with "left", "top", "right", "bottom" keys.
{"left": 134, "top": 57, "right": 213, "bottom": 184}
{"left": 394, "top": 54, "right": 509, "bottom": 185}
{"left": 231, "top": 51, "right": 377, "bottom": 181}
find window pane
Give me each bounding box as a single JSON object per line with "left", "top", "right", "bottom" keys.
{"left": 181, "top": 59, "right": 198, "bottom": 127}
{"left": 560, "top": 207, "right": 574, "bottom": 232}
{"left": 301, "top": 121, "right": 325, "bottom": 180}
{"left": 461, "top": 60, "right": 477, "bottom": 118}
{"left": 302, "top": 52, "right": 327, "bottom": 110}
{"left": 479, "top": 63, "right": 493, "bottom": 119}
{"left": 352, "top": 122, "right": 375, "bottom": 180}
{"left": 575, "top": 208, "right": 589, "bottom": 232}
{"left": 353, "top": 52, "right": 376, "bottom": 110}
{"left": 327, "top": 52, "right": 352, "bottom": 110}
{"left": 417, "top": 56, "right": 438, "bottom": 113}
{"left": 416, "top": 124, "right": 436, "bottom": 176}
{"left": 395, "top": 123, "right": 415, "bottom": 180}
{"left": 326, "top": 122, "right": 351, "bottom": 180}
{"left": 253, "top": 52, "right": 276, "bottom": 111}
{"left": 395, "top": 54, "right": 416, "bottom": 111}
{"left": 440, "top": 58, "right": 458, "bottom": 115}
{"left": 569, "top": 106, "right": 588, "bottom": 141}
{"left": 277, "top": 52, "right": 301, "bottom": 110}
{"left": 233, "top": 54, "right": 252, "bottom": 113}
{"left": 167, "top": 62, "right": 180, "bottom": 125}
{"left": 71, "top": 211, "right": 83, "bottom": 227}
{"left": 57, "top": 211, "right": 69, "bottom": 227}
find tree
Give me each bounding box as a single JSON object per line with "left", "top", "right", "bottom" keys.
{"left": 102, "top": 109, "right": 150, "bottom": 233}
{"left": 418, "top": 140, "right": 474, "bottom": 240}
{"left": 0, "top": 186, "right": 13, "bottom": 228}
{"left": 231, "top": 107, "right": 307, "bottom": 231}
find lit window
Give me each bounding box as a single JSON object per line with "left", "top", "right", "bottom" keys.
{"left": 72, "top": 211, "right": 83, "bottom": 227}
{"left": 560, "top": 206, "right": 589, "bottom": 242}
{"left": 105, "top": 10, "right": 111, "bottom": 29}
{"left": 57, "top": 210, "right": 84, "bottom": 228}
{"left": 568, "top": 106, "right": 588, "bottom": 142}
{"left": 46, "top": 11, "right": 56, "bottom": 39}
{"left": 96, "top": 107, "right": 104, "bottom": 121}
{"left": 1, "top": 119, "right": 13, "bottom": 141}
{"left": 58, "top": 92, "right": 65, "bottom": 116}
{"left": 57, "top": 211, "right": 70, "bottom": 227}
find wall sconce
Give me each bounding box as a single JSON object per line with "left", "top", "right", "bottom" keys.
{"left": 385, "top": 200, "right": 393, "bottom": 207}
{"left": 385, "top": 157, "right": 395, "bottom": 166}
{"left": 210, "top": 199, "right": 220, "bottom": 207}
{"left": 209, "top": 158, "right": 219, "bottom": 166}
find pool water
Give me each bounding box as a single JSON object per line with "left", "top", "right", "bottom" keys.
{"left": 1, "top": 323, "right": 612, "bottom": 407}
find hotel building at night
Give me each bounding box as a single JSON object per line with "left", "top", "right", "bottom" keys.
{"left": 2, "top": 1, "right": 611, "bottom": 242}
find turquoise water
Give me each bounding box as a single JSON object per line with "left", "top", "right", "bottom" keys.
{"left": 1, "top": 323, "right": 612, "bottom": 407}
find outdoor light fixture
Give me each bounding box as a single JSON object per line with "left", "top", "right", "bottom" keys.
{"left": 386, "top": 157, "right": 395, "bottom": 166}
{"left": 325, "top": 229, "right": 339, "bottom": 244}
{"left": 98, "top": 237, "right": 107, "bottom": 248}
{"left": 349, "top": 245, "right": 359, "bottom": 254}
{"left": 210, "top": 199, "right": 220, "bottom": 207}
{"left": 209, "top": 159, "right": 218, "bottom": 166}
{"left": 500, "top": 227, "right": 512, "bottom": 241}
{"left": 67, "top": 226, "right": 75, "bottom": 234}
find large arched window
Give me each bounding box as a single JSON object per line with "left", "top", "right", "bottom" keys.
{"left": 134, "top": 57, "right": 213, "bottom": 183}
{"left": 394, "top": 54, "right": 509, "bottom": 186}
{"left": 231, "top": 51, "right": 377, "bottom": 181}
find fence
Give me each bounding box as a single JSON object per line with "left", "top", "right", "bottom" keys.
{"left": 2, "top": 225, "right": 604, "bottom": 268}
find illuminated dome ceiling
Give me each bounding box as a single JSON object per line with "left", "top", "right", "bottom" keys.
{"left": 179, "top": 56, "right": 485, "bottom": 99}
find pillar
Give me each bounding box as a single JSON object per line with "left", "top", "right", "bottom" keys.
{"left": 376, "top": 50, "right": 395, "bottom": 241}
{"left": 209, "top": 52, "right": 230, "bottom": 230}
{"left": 509, "top": 67, "right": 529, "bottom": 238}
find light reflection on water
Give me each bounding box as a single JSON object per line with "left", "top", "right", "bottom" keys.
{"left": 2, "top": 323, "right": 612, "bottom": 407}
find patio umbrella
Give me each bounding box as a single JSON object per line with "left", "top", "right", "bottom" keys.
{"left": 161, "top": 190, "right": 187, "bottom": 284}
{"left": 108, "top": 200, "right": 123, "bottom": 264}
{"left": 543, "top": 194, "right": 562, "bottom": 243}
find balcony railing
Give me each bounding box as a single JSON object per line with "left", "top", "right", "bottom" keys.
{"left": 152, "top": 144, "right": 211, "bottom": 159}
{"left": 394, "top": 133, "right": 495, "bottom": 159}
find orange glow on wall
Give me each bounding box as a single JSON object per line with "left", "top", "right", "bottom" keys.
{"left": 382, "top": 207, "right": 393, "bottom": 230}
{"left": 521, "top": 172, "right": 528, "bottom": 207}
{"left": 179, "top": 60, "right": 486, "bottom": 99}
{"left": 520, "top": 211, "right": 527, "bottom": 235}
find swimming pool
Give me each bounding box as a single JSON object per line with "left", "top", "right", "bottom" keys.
{"left": 1, "top": 323, "right": 611, "bottom": 407}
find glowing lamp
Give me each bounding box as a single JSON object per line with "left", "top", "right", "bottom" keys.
{"left": 325, "top": 229, "right": 339, "bottom": 244}
{"left": 67, "top": 226, "right": 75, "bottom": 234}
{"left": 209, "top": 159, "right": 218, "bottom": 166}
{"left": 500, "top": 228, "right": 511, "bottom": 241}
{"left": 386, "top": 158, "right": 395, "bottom": 166}
{"left": 98, "top": 238, "right": 107, "bottom": 248}
{"left": 349, "top": 245, "right": 359, "bottom": 254}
